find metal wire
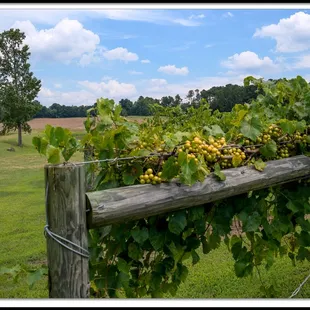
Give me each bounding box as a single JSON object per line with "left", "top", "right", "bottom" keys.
{"left": 78, "top": 153, "right": 165, "bottom": 165}
{"left": 44, "top": 180, "right": 89, "bottom": 259}
{"left": 289, "top": 271, "right": 310, "bottom": 298}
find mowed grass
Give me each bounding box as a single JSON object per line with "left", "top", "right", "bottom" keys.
{"left": 0, "top": 123, "right": 310, "bottom": 299}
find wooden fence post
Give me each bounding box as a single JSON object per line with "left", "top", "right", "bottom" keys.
{"left": 44, "top": 163, "right": 89, "bottom": 298}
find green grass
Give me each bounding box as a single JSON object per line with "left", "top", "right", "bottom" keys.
{"left": 0, "top": 130, "right": 310, "bottom": 298}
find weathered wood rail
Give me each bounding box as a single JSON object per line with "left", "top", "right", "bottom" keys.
{"left": 86, "top": 155, "right": 310, "bottom": 228}
{"left": 44, "top": 155, "right": 310, "bottom": 298}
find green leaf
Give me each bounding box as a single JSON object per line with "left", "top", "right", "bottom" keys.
{"left": 27, "top": 268, "right": 47, "bottom": 289}
{"left": 243, "top": 211, "right": 261, "bottom": 232}
{"left": 168, "top": 211, "right": 187, "bottom": 235}
{"left": 240, "top": 116, "right": 263, "bottom": 141}
{"left": 54, "top": 126, "right": 65, "bottom": 145}
{"left": 167, "top": 241, "right": 184, "bottom": 264}
{"left": 117, "top": 258, "right": 130, "bottom": 274}
{"left": 161, "top": 156, "right": 180, "bottom": 180}
{"left": 46, "top": 145, "right": 61, "bottom": 164}
{"left": 234, "top": 261, "right": 253, "bottom": 278}
{"left": 232, "top": 154, "right": 242, "bottom": 167}
{"left": 297, "top": 231, "right": 310, "bottom": 247}
{"left": 149, "top": 227, "right": 165, "bottom": 251}
{"left": 122, "top": 163, "right": 143, "bottom": 185}
{"left": 286, "top": 200, "right": 300, "bottom": 214}
{"left": 254, "top": 158, "right": 266, "bottom": 171}
{"left": 260, "top": 140, "right": 277, "bottom": 159}
{"left": 278, "top": 120, "right": 296, "bottom": 135}
{"left": 176, "top": 264, "right": 189, "bottom": 283}
{"left": 179, "top": 157, "right": 198, "bottom": 186}
{"left": 296, "top": 247, "right": 310, "bottom": 262}
{"left": 214, "top": 163, "right": 226, "bottom": 181}
{"left": 203, "top": 125, "right": 225, "bottom": 138}
{"left": 191, "top": 249, "right": 200, "bottom": 265}
{"left": 32, "top": 137, "right": 48, "bottom": 155}
{"left": 117, "top": 272, "right": 130, "bottom": 289}
{"left": 131, "top": 227, "right": 149, "bottom": 245}
{"left": 128, "top": 243, "right": 143, "bottom": 261}
{"left": 188, "top": 206, "right": 205, "bottom": 222}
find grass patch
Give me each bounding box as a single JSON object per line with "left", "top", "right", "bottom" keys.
{"left": 1, "top": 129, "right": 310, "bottom": 299}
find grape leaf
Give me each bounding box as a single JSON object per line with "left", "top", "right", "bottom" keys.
{"left": 122, "top": 163, "right": 143, "bottom": 185}
{"left": 203, "top": 125, "right": 225, "bottom": 138}
{"left": 46, "top": 145, "right": 61, "bottom": 164}
{"left": 149, "top": 227, "right": 165, "bottom": 251}
{"left": 128, "top": 243, "right": 143, "bottom": 261}
{"left": 188, "top": 206, "right": 204, "bottom": 222}
{"left": 260, "top": 140, "right": 277, "bottom": 159}
{"left": 117, "top": 258, "right": 130, "bottom": 274}
{"left": 240, "top": 116, "right": 263, "bottom": 141}
{"left": 161, "top": 156, "right": 180, "bottom": 180}
{"left": 214, "top": 163, "right": 226, "bottom": 181}
{"left": 191, "top": 249, "right": 200, "bottom": 265}
{"left": 32, "top": 137, "right": 48, "bottom": 155}
{"left": 278, "top": 120, "right": 295, "bottom": 135}
{"left": 168, "top": 211, "right": 187, "bottom": 235}
{"left": 254, "top": 158, "right": 267, "bottom": 171}
{"left": 242, "top": 211, "right": 261, "bottom": 232}
{"left": 131, "top": 227, "right": 149, "bottom": 245}
{"left": 179, "top": 157, "right": 198, "bottom": 186}
{"left": 27, "top": 267, "right": 47, "bottom": 289}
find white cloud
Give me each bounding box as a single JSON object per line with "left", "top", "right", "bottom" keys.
{"left": 189, "top": 14, "right": 205, "bottom": 20}
{"left": 141, "top": 59, "right": 150, "bottom": 64}
{"left": 221, "top": 51, "right": 278, "bottom": 73}
{"left": 158, "top": 65, "right": 189, "bottom": 76}
{"left": 12, "top": 19, "right": 100, "bottom": 65}
{"left": 134, "top": 75, "right": 248, "bottom": 102}
{"left": 39, "top": 87, "right": 97, "bottom": 106}
{"left": 79, "top": 79, "right": 137, "bottom": 98}
{"left": 222, "top": 12, "right": 234, "bottom": 18}
{"left": 54, "top": 83, "right": 62, "bottom": 89}
{"left": 205, "top": 44, "right": 215, "bottom": 48}
{"left": 292, "top": 54, "right": 310, "bottom": 69}
{"left": 94, "top": 10, "right": 202, "bottom": 27}
{"left": 39, "top": 79, "right": 137, "bottom": 106}
{"left": 254, "top": 12, "right": 310, "bottom": 53}
{"left": 129, "top": 70, "right": 143, "bottom": 75}
{"left": 103, "top": 47, "right": 138, "bottom": 63}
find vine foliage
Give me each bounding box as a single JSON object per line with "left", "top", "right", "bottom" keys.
{"left": 29, "top": 76, "right": 310, "bottom": 297}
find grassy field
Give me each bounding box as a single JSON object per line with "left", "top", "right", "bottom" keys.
{"left": 0, "top": 118, "right": 310, "bottom": 299}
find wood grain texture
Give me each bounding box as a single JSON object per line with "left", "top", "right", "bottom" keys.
{"left": 45, "top": 163, "right": 89, "bottom": 298}
{"left": 86, "top": 155, "right": 310, "bottom": 228}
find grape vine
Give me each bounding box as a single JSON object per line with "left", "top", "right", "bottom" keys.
{"left": 32, "top": 76, "right": 310, "bottom": 298}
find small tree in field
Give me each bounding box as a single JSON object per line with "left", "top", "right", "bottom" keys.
{"left": 0, "top": 28, "right": 41, "bottom": 146}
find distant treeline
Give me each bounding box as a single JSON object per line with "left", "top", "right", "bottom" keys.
{"left": 34, "top": 83, "right": 264, "bottom": 118}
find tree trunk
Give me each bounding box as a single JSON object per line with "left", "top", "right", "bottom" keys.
{"left": 17, "top": 123, "right": 22, "bottom": 147}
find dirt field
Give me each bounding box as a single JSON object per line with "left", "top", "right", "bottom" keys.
{"left": 28, "top": 118, "right": 87, "bottom": 131}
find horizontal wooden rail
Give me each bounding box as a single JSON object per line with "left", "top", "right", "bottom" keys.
{"left": 86, "top": 155, "right": 310, "bottom": 229}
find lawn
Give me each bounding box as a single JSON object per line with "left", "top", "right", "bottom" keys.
{"left": 0, "top": 123, "right": 310, "bottom": 299}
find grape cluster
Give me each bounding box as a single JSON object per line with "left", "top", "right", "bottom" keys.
{"left": 139, "top": 168, "right": 162, "bottom": 185}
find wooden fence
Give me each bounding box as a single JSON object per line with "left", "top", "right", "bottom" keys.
{"left": 44, "top": 155, "right": 310, "bottom": 298}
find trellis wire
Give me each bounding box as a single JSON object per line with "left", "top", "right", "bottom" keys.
{"left": 44, "top": 180, "right": 89, "bottom": 259}
{"left": 289, "top": 271, "right": 310, "bottom": 298}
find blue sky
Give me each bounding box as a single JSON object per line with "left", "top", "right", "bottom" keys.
{"left": 1, "top": 6, "right": 310, "bottom": 106}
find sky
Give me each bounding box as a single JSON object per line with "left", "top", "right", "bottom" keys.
{"left": 1, "top": 5, "right": 310, "bottom": 107}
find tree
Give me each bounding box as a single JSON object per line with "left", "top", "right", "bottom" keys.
{"left": 119, "top": 99, "right": 133, "bottom": 116}
{"left": 174, "top": 94, "right": 182, "bottom": 106}
{"left": 0, "top": 28, "right": 41, "bottom": 146}
{"left": 160, "top": 96, "right": 175, "bottom": 107}
{"left": 186, "top": 90, "right": 194, "bottom": 104}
